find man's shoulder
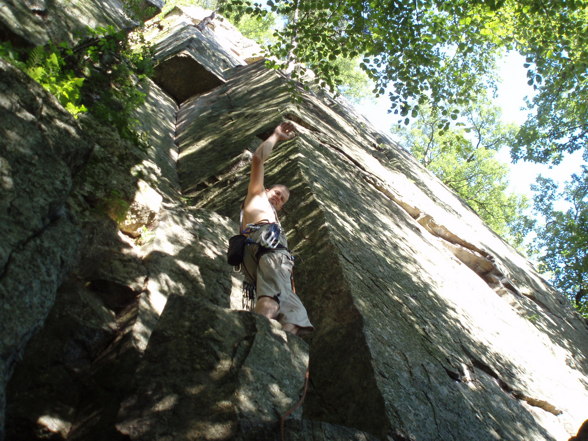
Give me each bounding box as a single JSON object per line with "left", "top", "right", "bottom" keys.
{"left": 244, "top": 191, "right": 269, "bottom": 207}
{"left": 243, "top": 192, "right": 276, "bottom": 224}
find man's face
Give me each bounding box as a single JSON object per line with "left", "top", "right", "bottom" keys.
{"left": 266, "top": 186, "right": 290, "bottom": 211}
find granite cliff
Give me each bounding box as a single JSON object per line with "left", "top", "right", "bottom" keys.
{"left": 1, "top": 2, "right": 588, "bottom": 440}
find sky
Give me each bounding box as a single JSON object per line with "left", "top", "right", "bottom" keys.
{"left": 357, "top": 51, "right": 585, "bottom": 203}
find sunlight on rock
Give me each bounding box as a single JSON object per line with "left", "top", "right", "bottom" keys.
{"left": 131, "top": 160, "right": 163, "bottom": 183}
{"left": 200, "top": 238, "right": 222, "bottom": 259}
{"left": 0, "top": 156, "right": 13, "bottom": 190}
{"left": 269, "top": 382, "right": 293, "bottom": 407}
{"left": 119, "top": 180, "right": 163, "bottom": 237}
{"left": 132, "top": 319, "right": 151, "bottom": 352}
{"left": 193, "top": 422, "right": 233, "bottom": 440}
{"left": 235, "top": 390, "right": 257, "bottom": 414}
{"left": 185, "top": 384, "right": 206, "bottom": 395}
{"left": 229, "top": 274, "right": 244, "bottom": 310}
{"left": 146, "top": 288, "right": 168, "bottom": 316}
{"left": 268, "top": 320, "right": 288, "bottom": 344}
{"left": 211, "top": 358, "right": 233, "bottom": 381}
{"left": 154, "top": 394, "right": 178, "bottom": 412}
{"left": 37, "top": 415, "right": 71, "bottom": 438}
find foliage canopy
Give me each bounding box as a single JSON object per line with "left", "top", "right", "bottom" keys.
{"left": 218, "top": 0, "right": 587, "bottom": 160}
{"left": 525, "top": 168, "right": 588, "bottom": 317}
{"left": 0, "top": 26, "right": 154, "bottom": 143}
{"left": 397, "top": 100, "right": 528, "bottom": 246}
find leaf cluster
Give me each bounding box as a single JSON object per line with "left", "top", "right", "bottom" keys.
{"left": 508, "top": 0, "right": 588, "bottom": 164}
{"left": 122, "top": 0, "right": 158, "bottom": 21}
{"left": 526, "top": 169, "right": 588, "bottom": 317}
{"left": 397, "top": 100, "right": 528, "bottom": 246}
{"left": 0, "top": 26, "right": 154, "bottom": 144}
{"left": 0, "top": 42, "right": 88, "bottom": 117}
{"left": 215, "top": 0, "right": 588, "bottom": 162}
{"left": 219, "top": 0, "right": 506, "bottom": 121}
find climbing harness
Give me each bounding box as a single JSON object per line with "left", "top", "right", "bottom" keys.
{"left": 242, "top": 280, "right": 256, "bottom": 311}
{"left": 236, "top": 203, "right": 291, "bottom": 311}
{"left": 258, "top": 223, "right": 282, "bottom": 249}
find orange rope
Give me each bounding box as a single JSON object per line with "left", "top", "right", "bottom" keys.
{"left": 280, "top": 365, "right": 310, "bottom": 441}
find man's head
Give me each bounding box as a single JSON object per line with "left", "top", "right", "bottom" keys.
{"left": 266, "top": 184, "right": 290, "bottom": 211}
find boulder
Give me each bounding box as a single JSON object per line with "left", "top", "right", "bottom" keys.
{"left": 144, "top": 5, "right": 262, "bottom": 103}
{"left": 116, "top": 295, "right": 309, "bottom": 441}
{"left": 3, "top": 73, "right": 237, "bottom": 440}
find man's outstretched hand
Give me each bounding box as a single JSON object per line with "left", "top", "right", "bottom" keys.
{"left": 274, "top": 122, "right": 297, "bottom": 142}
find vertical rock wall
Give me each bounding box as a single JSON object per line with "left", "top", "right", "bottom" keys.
{"left": 169, "top": 12, "right": 588, "bottom": 439}
{"left": 0, "top": 60, "right": 93, "bottom": 438}
{"left": 0, "top": 0, "right": 135, "bottom": 47}
{"left": 1, "top": 3, "right": 587, "bottom": 441}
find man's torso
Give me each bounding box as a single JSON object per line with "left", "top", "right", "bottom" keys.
{"left": 242, "top": 193, "right": 278, "bottom": 231}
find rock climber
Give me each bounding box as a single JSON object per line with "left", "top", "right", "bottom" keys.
{"left": 240, "top": 121, "right": 314, "bottom": 336}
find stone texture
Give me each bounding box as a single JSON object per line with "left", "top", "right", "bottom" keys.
{"left": 0, "top": 0, "right": 137, "bottom": 48}
{"left": 5, "top": 207, "right": 237, "bottom": 441}
{"left": 116, "top": 294, "right": 309, "bottom": 441}
{"left": 0, "top": 59, "right": 93, "bottom": 439}
{"left": 175, "top": 58, "right": 588, "bottom": 440}
{"left": 118, "top": 179, "right": 163, "bottom": 237}
{"left": 131, "top": 78, "right": 181, "bottom": 203}
{"left": 2, "top": 4, "right": 588, "bottom": 441}
{"left": 3, "top": 72, "right": 237, "bottom": 441}
{"left": 144, "top": 5, "right": 262, "bottom": 103}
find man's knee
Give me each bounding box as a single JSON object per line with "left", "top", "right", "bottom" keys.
{"left": 254, "top": 296, "right": 279, "bottom": 319}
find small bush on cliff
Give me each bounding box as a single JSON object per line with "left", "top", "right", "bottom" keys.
{"left": 0, "top": 26, "right": 154, "bottom": 145}
{"left": 0, "top": 42, "right": 87, "bottom": 117}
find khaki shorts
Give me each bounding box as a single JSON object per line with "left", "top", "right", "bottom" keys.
{"left": 242, "top": 244, "right": 313, "bottom": 332}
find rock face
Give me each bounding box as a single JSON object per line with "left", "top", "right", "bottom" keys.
{"left": 0, "top": 59, "right": 93, "bottom": 438}
{"left": 0, "top": 0, "right": 132, "bottom": 47}
{"left": 1, "top": 3, "right": 588, "bottom": 441}
{"left": 145, "top": 5, "right": 263, "bottom": 103}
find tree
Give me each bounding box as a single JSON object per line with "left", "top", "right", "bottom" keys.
{"left": 228, "top": 9, "right": 278, "bottom": 44}
{"left": 330, "top": 56, "right": 374, "bottom": 102}
{"left": 396, "top": 100, "right": 528, "bottom": 246}
{"left": 526, "top": 168, "right": 588, "bottom": 317}
{"left": 221, "top": 0, "right": 503, "bottom": 119}
{"left": 506, "top": 1, "right": 588, "bottom": 164}
{"left": 219, "top": 0, "right": 586, "bottom": 131}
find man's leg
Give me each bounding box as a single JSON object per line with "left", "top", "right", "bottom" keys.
{"left": 254, "top": 296, "right": 279, "bottom": 319}
{"left": 254, "top": 297, "right": 301, "bottom": 335}
{"left": 282, "top": 323, "right": 300, "bottom": 335}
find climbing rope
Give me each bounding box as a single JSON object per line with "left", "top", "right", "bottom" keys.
{"left": 279, "top": 364, "right": 310, "bottom": 441}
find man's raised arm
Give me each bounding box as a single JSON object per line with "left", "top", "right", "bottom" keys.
{"left": 248, "top": 122, "right": 296, "bottom": 196}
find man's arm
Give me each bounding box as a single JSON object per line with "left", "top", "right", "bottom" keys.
{"left": 248, "top": 122, "right": 296, "bottom": 196}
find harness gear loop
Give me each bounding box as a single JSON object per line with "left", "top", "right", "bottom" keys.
{"left": 242, "top": 281, "right": 256, "bottom": 311}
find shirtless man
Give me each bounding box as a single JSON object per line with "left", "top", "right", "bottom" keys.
{"left": 240, "top": 122, "right": 313, "bottom": 335}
